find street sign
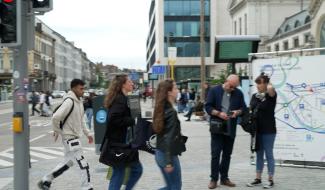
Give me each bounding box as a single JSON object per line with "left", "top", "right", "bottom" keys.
{"left": 129, "top": 72, "right": 139, "bottom": 81}
{"left": 152, "top": 65, "right": 166, "bottom": 75}
{"left": 168, "top": 47, "right": 177, "bottom": 61}
{"left": 149, "top": 73, "right": 158, "bottom": 80}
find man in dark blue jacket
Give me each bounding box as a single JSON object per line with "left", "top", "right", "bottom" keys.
{"left": 205, "top": 74, "right": 246, "bottom": 189}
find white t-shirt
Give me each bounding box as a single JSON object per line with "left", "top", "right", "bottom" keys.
{"left": 39, "top": 94, "right": 46, "bottom": 104}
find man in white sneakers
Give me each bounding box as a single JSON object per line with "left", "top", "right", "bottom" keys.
{"left": 38, "top": 79, "right": 93, "bottom": 190}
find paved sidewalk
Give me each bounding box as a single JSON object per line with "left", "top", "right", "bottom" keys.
{"left": 2, "top": 101, "right": 325, "bottom": 190}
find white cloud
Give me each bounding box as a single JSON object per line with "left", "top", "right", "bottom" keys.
{"left": 39, "top": 0, "right": 151, "bottom": 70}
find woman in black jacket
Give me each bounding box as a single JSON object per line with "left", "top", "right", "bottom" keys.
{"left": 153, "top": 79, "right": 187, "bottom": 190}
{"left": 246, "top": 73, "right": 277, "bottom": 189}
{"left": 103, "top": 74, "right": 142, "bottom": 190}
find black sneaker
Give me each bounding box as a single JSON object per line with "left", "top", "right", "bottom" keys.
{"left": 246, "top": 178, "right": 262, "bottom": 187}
{"left": 37, "top": 180, "right": 51, "bottom": 190}
{"left": 263, "top": 180, "right": 274, "bottom": 189}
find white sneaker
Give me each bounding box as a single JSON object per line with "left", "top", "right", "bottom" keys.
{"left": 246, "top": 179, "right": 262, "bottom": 187}
{"left": 263, "top": 180, "right": 274, "bottom": 189}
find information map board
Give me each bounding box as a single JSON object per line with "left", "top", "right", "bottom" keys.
{"left": 252, "top": 55, "right": 325, "bottom": 163}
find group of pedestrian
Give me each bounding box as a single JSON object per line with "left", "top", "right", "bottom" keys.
{"left": 206, "top": 74, "right": 277, "bottom": 189}
{"left": 177, "top": 88, "right": 195, "bottom": 113}
{"left": 37, "top": 72, "right": 276, "bottom": 190}
{"left": 30, "top": 91, "right": 52, "bottom": 117}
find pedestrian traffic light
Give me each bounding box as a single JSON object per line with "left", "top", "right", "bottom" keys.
{"left": 0, "top": 0, "right": 21, "bottom": 46}
{"left": 32, "top": 0, "right": 52, "bottom": 12}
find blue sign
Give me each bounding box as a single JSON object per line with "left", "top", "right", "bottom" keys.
{"left": 152, "top": 66, "right": 166, "bottom": 75}
{"left": 96, "top": 109, "right": 107, "bottom": 124}
{"left": 129, "top": 72, "right": 139, "bottom": 81}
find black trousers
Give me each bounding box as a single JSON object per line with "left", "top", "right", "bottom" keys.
{"left": 32, "top": 103, "right": 40, "bottom": 115}
{"left": 210, "top": 133, "right": 235, "bottom": 182}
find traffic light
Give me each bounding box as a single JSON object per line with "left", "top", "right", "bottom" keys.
{"left": 32, "top": 0, "right": 52, "bottom": 12}
{"left": 0, "top": 0, "right": 21, "bottom": 46}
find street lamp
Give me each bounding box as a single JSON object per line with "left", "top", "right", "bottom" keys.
{"left": 200, "top": 0, "right": 206, "bottom": 100}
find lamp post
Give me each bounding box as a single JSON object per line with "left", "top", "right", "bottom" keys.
{"left": 167, "top": 32, "right": 174, "bottom": 79}
{"left": 200, "top": 0, "right": 206, "bottom": 100}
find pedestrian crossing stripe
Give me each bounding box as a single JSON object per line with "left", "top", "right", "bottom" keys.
{"left": 0, "top": 177, "right": 12, "bottom": 189}
{"left": 0, "top": 146, "right": 94, "bottom": 168}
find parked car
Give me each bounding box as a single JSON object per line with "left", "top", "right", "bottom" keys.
{"left": 51, "top": 91, "right": 66, "bottom": 98}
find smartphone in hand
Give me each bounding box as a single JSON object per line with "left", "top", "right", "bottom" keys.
{"left": 227, "top": 111, "right": 235, "bottom": 117}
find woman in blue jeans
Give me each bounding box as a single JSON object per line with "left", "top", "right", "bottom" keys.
{"left": 153, "top": 79, "right": 187, "bottom": 190}
{"left": 103, "top": 74, "right": 143, "bottom": 190}
{"left": 247, "top": 73, "right": 277, "bottom": 189}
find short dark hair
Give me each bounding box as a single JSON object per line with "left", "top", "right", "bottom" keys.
{"left": 70, "top": 79, "right": 85, "bottom": 89}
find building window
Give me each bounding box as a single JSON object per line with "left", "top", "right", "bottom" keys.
{"left": 294, "top": 20, "right": 301, "bottom": 28}
{"left": 285, "top": 25, "right": 291, "bottom": 32}
{"left": 321, "top": 20, "right": 325, "bottom": 54}
{"left": 275, "top": 44, "right": 280, "bottom": 51}
{"left": 10, "top": 60, "right": 13, "bottom": 70}
{"left": 305, "top": 16, "right": 311, "bottom": 24}
{"left": 164, "top": 0, "right": 210, "bottom": 16}
{"left": 165, "top": 21, "right": 210, "bottom": 37}
{"left": 304, "top": 33, "right": 310, "bottom": 43}
{"left": 244, "top": 14, "right": 247, "bottom": 35}
{"left": 234, "top": 21, "right": 237, "bottom": 35}
{"left": 239, "top": 17, "right": 242, "bottom": 35}
{"left": 267, "top": 46, "right": 271, "bottom": 52}
{"left": 283, "top": 41, "right": 289, "bottom": 50}
{"left": 0, "top": 60, "right": 3, "bottom": 70}
{"left": 293, "top": 37, "right": 299, "bottom": 48}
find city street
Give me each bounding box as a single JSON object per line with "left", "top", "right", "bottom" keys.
{"left": 1, "top": 101, "right": 325, "bottom": 189}
{"left": 0, "top": 99, "right": 64, "bottom": 167}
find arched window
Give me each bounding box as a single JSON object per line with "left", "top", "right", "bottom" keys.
{"left": 285, "top": 25, "right": 291, "bottom": 32}
{"left": 305, "top": 16, "right": 311, "bottom": 24}
{"left": 294, "top": 20, "right": 301, "bottom": 28}
{"left": 320, "top": 20, "right": 325, "bottom": 55}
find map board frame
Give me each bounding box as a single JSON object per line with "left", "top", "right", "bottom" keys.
{"left": 252, "top": 55, "right": 325, "bottom": 164}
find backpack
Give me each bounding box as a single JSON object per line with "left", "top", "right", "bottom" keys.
{"left": 53, "top": 97, "right": 74, "bottom": 129}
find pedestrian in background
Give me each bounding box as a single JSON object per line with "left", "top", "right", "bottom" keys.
{"left": 84, "top": 92, "right": 95, "bottom": 130}
{"left": 247, "top": 73, "right": 277, "bottom": 189}
{"left": 179, "top": 89, "right": 188, "bottom": 113}
{"left": 184, "top": 95, "right": 204, "bottom": 121}
{"left": 30, "top": 91, "right": 40, "bottom": 116}
{"left": 103, "top": 74, "right": 142, "bottom": 190}
{"left": 39, "top": 91, "right": 46, "bottom": 116}
{"left": 38, "top": 79, "right": 93, "bottom": 190}
{"left": 205, "top": 74, "right": 246, "bottom": 189}
{"left": 153, "top": 79, "right": 187, "bottom": 190}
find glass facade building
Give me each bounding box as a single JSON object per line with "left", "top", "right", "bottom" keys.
{"left": 164, "top": 0, "right": 210, "bottom": 57}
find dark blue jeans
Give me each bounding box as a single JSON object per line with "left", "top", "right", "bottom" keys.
{"left": 155, "top": 149, "right": 182, "bottom": 190}
{"left": 108, "top": 162, "right": 143, "bottom": 190}
{"left": 210, "top": 133, "right": 235, "bottom": 182}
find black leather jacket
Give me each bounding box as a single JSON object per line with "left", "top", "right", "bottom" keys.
{"left": 156, "top": 103, "right": 186, "bottom": 165}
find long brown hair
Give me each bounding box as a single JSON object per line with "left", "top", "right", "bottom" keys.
{"left": 104, "top": 74, "right": 128, "bottom": 108}
{"left": 153, "top": 79, "right": 175, "bottom": 134}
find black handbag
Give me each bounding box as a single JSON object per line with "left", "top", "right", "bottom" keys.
{"left": 209, "top": 118, "right": 229, "bottom": 135}
{"left": 99, "top": 138, "right": 139, "bottom": 167}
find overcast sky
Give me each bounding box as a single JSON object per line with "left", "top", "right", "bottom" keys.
{"left": 39, "top": 0, "right": 151, "bottom": 70}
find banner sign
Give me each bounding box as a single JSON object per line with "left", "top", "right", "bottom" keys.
{"left": 252, "top": 55, "right": 325, "bottom": 162}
